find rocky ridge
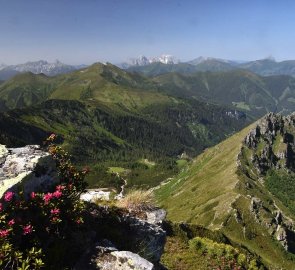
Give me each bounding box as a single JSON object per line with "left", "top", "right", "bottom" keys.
{"left": 236, "top": 113, "right": 295, "bottom": 252}
{"left": 241, "top": 112, "right": 295, "bottom": 175}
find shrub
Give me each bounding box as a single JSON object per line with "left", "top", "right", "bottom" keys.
{"left": 237, "top": 253, "right": 247, "bottom": 266}
{"left": 0, "top": 134, "right": 88, "bottom": 269}
{"left": 189, "top": 236, "right": 261, "bottom": 269}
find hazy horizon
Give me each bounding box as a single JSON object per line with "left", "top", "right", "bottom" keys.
{"left": 0, "top": 55, "right": 289, "bottom": 67}
{"left": 1, "top": 0, "right": 295, "bottom": 65}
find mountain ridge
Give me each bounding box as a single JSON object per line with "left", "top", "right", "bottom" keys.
{"left": 155, "top": 113, "right": 295, "bottom": 269}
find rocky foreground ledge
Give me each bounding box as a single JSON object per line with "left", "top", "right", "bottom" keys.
{"left": 0, "top": 144, "right": 167, "bottom": 270}
{"left": 0, "top": 144, "right": 57, "bottom": 198}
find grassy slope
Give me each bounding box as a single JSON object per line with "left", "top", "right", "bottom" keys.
{"left": 155, "top": 121, "right": 295, "bottom": 269}
{"left": 49, "top": 63, "right": 172, "bottom": 112}
{"left": 155, "top": 122, "right": 256, "bottom": 227}
{"left": 0, "top": 72, "right": 55, "bottom": 111}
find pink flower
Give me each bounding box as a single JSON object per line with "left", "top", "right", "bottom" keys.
{"left": 56, "top": 185, "right": 65, "bottom": 191}
{"left": 82, "top": 166, "right": 90, "bottom": 174}
{"left": 50, "top": 208, "right": 60, "bottom": 215}
{"left": 4, "top": 191, "right": 14, "bottom": 202}
{"left": 53, "top": 190, "right": 62, "bottom": 199}
{"left": 76, "top": 217, "right": 83, "bottom": 224}
{"left": 0, "top": 229, "right": 9, "bottom": 238}
{"left": 30, "top": 192, "right": 36, "bottom": 199}
{"left": 48, "top": 133, "right": 56, "bottom": 140}
{"left": 8, "top": 219, "right": 15, "bottom": 226}
{"left": 43, "top": 193, "right": 53, "bottom": 204}
{"left": 50, "top": 217, "right": 61, "bottom": 224}
{"left": 23, "top": 224, "right": 33, "bottom": 235}
{"left": 0, "top": 203, "right": 2, "bottom": 211}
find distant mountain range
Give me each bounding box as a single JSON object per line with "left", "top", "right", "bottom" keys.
{"left": 3, "top": 56, "right": 295, "bottom": 81}
{"left": 121, "top": 55, "right": 295, "bottom": 78}
{"left": 0, "top": 60, "right": 86, "bottom": 80}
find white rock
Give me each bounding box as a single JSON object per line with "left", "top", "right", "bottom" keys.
{"left": 0, "top": 144, "right": 57, "bottom": 198}
{"left": 80, "top": 189, "right": 111, "bottom": 202}
{"left": 97, "top": 250, "right": 154, "bottom": 270}
{"left": 146, "top": 209, "right": 166, "bottom": 225}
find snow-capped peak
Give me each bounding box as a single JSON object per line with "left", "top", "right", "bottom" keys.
{"left": 150, "top": 54, "right": 179, "bottom": 64}
{"left": 120, "top": 54, "right": 179, "bottom": 68}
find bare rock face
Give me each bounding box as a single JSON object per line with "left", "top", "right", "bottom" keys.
{"left": 240, "top": 113, "right": 295, "bottom": 176}
{"left": 237, "top": 114, "right": 295, "bottom": 252}
{"left": 0, "top": 144, "right": 57, "bottom": 198}
{"left": 276, "top": 225, "right": 288, "bottom": 250}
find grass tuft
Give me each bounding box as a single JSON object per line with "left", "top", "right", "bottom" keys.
{"left": 116, "top": 189, "right": 156, "bottom": 212}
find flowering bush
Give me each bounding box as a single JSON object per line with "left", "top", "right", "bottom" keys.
{"left": 0, "top": 134, "right": 88, "bottom": 269}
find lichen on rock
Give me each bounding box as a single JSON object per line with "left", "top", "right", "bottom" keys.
{"left": 0, "top": 144, "right": 57, "bottom": 198}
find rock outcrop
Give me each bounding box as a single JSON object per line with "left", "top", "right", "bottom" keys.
{"left": 0, "top": 144, "right": 57, "bottom": 198}
{"left": 75, "top": 205, "right": 167, "bottom": 270}
{"left": 76, "top": 240, "right": 155, "bottom": 270}
{"left": 240, "top": 113, "right": 295, "bottom": 176}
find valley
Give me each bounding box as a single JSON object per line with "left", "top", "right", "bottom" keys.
{"left": 0, "top": 63, "right": 250, "bottom": 189}
{"left": 2, "top": 60, "right": 295, "bottom": 269}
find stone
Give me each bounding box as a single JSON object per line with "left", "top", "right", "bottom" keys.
{"left": 96, "top": 251, "right": 154, "bottom": 270}
{"left": 275, "top": 225, "right": 288, "bottom": 250}
{"left": 120, "top": 214, "right": 166, "bottom": 263}
{"left": 80, "top": 189, "right": 111, "bottom": 202}
{"left": 0, "top": 144, "right": 57, "bottom": 198}
{"left": 145, "top": 209, "right": 166, "bottom": 225}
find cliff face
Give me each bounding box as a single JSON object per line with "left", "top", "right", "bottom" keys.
{"left": 240, "top": 113, "right": 295, "bottom": 176}
{"left": 237, "top": 113, "right": 295, "bottom": 252}
{"left": 0, "top": 144, "right": 57, "bottom": 198}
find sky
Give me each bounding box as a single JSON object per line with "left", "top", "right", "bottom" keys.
{"left": 1, "top": 0, "right": 295, "bottom": 65}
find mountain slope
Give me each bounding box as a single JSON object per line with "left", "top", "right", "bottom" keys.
{"left": 239, "top": 58, "right": 295, "bottom": 77}
{"left": 0, "top": 64, "right": 250, "bottom": 189}
{"left": 3, "top": 63, "right": 295, "bottom": 119}
{"left": 155, "top": 121, "right": 256, "bottom": 226}
{"left": 154, "top": 70, "right": 295, "bottom": 117}
{"left": 0, "top": 63, "right": 166, "bottom": 112}
{"left": 48, "top": 63, "right": 167, "bottom": 112}
{"left": 0, "top": 72, "right": 56, "bottom": 111}
{"left": 0, "top": 69, "right": 20, "bottom": 81}
{"left": 156, "top": 115, "right": 295, "bottom": 269}
{"left": 126, "top": 60, "right": 234, "bottom": 76}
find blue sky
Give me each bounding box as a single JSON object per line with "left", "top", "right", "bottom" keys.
{"left": 1, "top": 0, "right": 295, "bottom": 64}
